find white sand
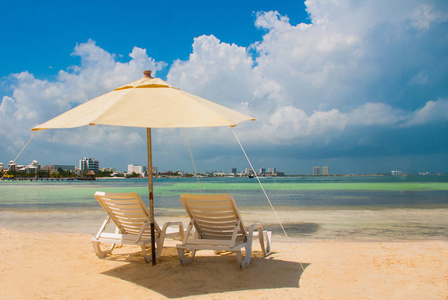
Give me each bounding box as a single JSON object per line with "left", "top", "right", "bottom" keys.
{"left": 0, "top": 228, "right": 447, "bottom": 299}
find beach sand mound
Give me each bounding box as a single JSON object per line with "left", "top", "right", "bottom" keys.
{"left": 0, "top": 228, "right": 447, "bottom": 299}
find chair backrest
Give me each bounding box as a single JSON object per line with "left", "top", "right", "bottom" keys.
{"left": 94, "top": 192, "right": 160, "bottom": 236}
{"left": 180, "top": 194, "right": 247, "bottom": 241}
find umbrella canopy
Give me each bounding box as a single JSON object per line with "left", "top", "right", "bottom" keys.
{"left": 32, "top": 70, "right": 255, "bottom": 265}
{"left": 32, "top": 72, "right": 254, "bottom": 131}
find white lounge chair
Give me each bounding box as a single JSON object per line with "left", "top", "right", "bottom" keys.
{"left": 176, "top": 193, "right": 271, "bottom": 268}
{"left": 92, "top": 191, "right": 184, "bottom": 262}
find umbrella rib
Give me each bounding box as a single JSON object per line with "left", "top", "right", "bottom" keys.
{"left": 183, "top": 128, "right": 202, "bottom": 193}
{"left": 1, "top": 131, "right": 38, "bottom": 180}
{"left": 231, "top": 127, "right": 289, "bottom": 239}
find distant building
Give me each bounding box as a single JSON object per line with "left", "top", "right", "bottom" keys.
{"left": 128, "top": 164, "right": 146, "bottom": 176}
{"left": 391, "top": 170, "right": 403, "bottom": 176}
{"left": 213, "top": 171, "right": 227, "bottom": 177}
{"left": 245, "top": 168, "right": 254, "bottom": 175}
{"left": 24, "top": 160, "right": 41, "bottom": 174}
{"left": 0, "top": 162, "right": 3, "bottom": 172}
{"left": 267, "top": 168, "right": 276, "bottom": 174}
{"left": 231, "top": 168, "right": 237, "bottom": 175}
{"left": 79, "top": 157, "right": 99, "bottom": 174}
{"left": 42, "top": 165, "right": 75, "bottom": 175}
{"left": 313, "top": 167, "right": 321, "bottom": 176}
{"left": 259, "top": 168, "right": 266, "bottom": 175}
{"left": 322, "top": 166, "right": 329, "bottom": 176}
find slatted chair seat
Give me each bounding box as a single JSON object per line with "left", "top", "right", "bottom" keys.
{"left": 92, "top": 192, "right": 184, "bottom": 262}
{"left": 176, "top": 193, "right": 271, "bottom": 268}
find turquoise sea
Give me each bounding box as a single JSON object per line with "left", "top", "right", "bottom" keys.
{"left": 1, "top": 175, "right": 447, "bottom": 242}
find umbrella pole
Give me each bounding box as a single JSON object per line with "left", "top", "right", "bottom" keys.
{"left": 147, "top": 128, "right": 156, "bottom": 265}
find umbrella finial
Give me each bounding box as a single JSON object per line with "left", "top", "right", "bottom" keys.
{"left": 143, "top": 70, "right": 153, "bottom": 78}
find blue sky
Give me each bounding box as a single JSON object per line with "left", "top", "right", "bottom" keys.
{"left": 1, "top": 0, "right": 448, "bottom": 175}
{"left": 0, "top": 0, "right": 308, "bottom": 79}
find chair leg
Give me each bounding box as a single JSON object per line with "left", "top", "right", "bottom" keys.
{"left": 177, "top": 248, "right": 196, "bottom": 265}
{"left": 242, "top": 246, "right": 252, "bottom": 268}
{"left": 259, "top": 230, "right": 272, "bottom": 256}
{"left": 141, "top": 244, "right": 151, "bottom": 263}
{"left": 264, "top": 231, "right": 272, "bottom": 255}
{"left": 92, "top": 241, "right": 115, "bottom": 258}
{"left": 156, "top": 237, "right": 164, "bottom": 259}
{"left": 235, "top": 248, "right": 251, "bottom": 269}
{"left": 235, "top": 251, "right": 243, "bottom": 267}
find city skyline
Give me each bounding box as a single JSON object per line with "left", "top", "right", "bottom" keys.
{"left": 2, "top": 157, "right": 438, "bottom": 177}
{"left": 1, "top": 157, "right": 286, "bottom": 175}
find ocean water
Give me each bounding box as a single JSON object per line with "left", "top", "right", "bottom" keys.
{"left": 1, "top": 175, "right": 447, "bottom": 242}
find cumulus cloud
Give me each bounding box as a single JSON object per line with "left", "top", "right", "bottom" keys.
{"left": 166, "top": 1, "right": 447, "bottom": 143}
{"left": 0, "top": 40, "right": 165, "bottom": 167}
{"left": 164, "top": 0, "right": 447, "bottom": 173}
{"left": 404, "top": 99, "right": 448, "bottom": 126}
{"left": 167, "top": 34, "right": 257, "bottom": 109}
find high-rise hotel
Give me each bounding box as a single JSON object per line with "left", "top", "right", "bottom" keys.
{"left": 79, "top": 157, "right": 99, "bottom": 174}
{"left": 313, "top": 166, "right": 330, "bottom": 175}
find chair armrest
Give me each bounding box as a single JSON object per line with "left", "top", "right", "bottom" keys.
{"left": 161, "top": 221, "right": 185, "bottom": 240}
{"left": 247, "top": 223, "right": 271, "bottom": 256}
{"left": 247, "top": 223, "right": 263, "bottom": 237}
{"left": 162, "top": 221, "right": 183, "bottom": 227}
{"left": 245, "top": 223, "right": 263, "bottom": 247}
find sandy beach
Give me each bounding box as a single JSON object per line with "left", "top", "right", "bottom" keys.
{"left": 0, "top": 228, "right": 447, "bottom": 299}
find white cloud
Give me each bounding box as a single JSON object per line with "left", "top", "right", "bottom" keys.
{"left": 257, "top": 107, "right": 348, "bottom": 144}
{"left": 348, "top": 103, "right": 407, "bottom": 126}
{"left": 0, "top": 41, "right": 165, "bottom": 161}
{"left": 403, "top": 99, "right": 448, "bottom": 126}
{"left": 305, "top": 0, "right": 447, "bottom": 32}
{"left": 252, "top": 11, "right": 366, "bottom": 113}
{"left": 167, "top": 35, "right": 257, "bottom": 109}
{"left": 243, "top": 101, "right": 427, "bottom": 145}
{"left": 251, "top": 1, "right": 448, "bottom": 114}
{"left": 255, "top": 11, "right": 307, "bottom": 32}
{"left": 163, "top": 1, "right": 447, "bottom": 149}
{"left": 411, "top": 4, "right": 448, "bottom": 30}
{"left": 0, "top": 96, "right": 15, "bottom": 116}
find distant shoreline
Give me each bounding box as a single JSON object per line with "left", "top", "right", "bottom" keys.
{"left": 2, "top": 173, "right": 447, "bottom": 182}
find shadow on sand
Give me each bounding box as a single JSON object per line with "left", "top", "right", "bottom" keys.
{"left": 101, "top": 249, "right": 309, "bottom": 298}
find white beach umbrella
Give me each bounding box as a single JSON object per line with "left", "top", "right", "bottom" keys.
{"left": 32, "top": 70, "right": 255, "bottom": 265}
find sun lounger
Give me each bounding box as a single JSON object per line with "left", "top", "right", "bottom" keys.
{"left": 92, "top": 191, "right": 184, "bottom": 262}
{"left": 176, "top": 193, "right": 271, "bottom": 268}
